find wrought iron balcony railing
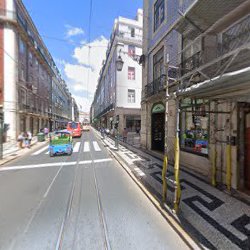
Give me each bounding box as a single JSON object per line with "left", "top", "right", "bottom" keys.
{"left": 144, "top": 75, "right": 166, "bottom": 98}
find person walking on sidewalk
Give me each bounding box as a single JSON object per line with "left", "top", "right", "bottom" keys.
{"left": 27, "top": 131, "right": 32, "bottom": 148}
{"left": 122, "top": 128, "right": 128, "bottom": 143}
{"left": 17, "top": 132, "right": 24, "bottom": 149}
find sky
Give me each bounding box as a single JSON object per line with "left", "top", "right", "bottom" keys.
{"left": 22, "top": 0, "right": 143, "bottom": 112}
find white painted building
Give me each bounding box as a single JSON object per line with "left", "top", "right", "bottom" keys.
{"left": 92, "top": 9, "right": 143, "bottom": 134}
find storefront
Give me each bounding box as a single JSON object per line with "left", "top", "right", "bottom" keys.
{"left": 125, "top": 115, "right": 141, "bottom": 132}
{"left": 180, "top": 98, "right": 209, "bottom": 156}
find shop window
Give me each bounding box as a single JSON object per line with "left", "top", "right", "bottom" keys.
{"left": 180, "top": 98, "right": 209, "bottom": 156}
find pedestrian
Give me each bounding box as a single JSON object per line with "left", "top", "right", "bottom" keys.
{"left": 27, "top": 131, "right": 32, "bottom": 148}
{"left": 44, "top": 127, "right": 49, "bottom": 139}
{"left": 17, "top": 132, "right": 24, "bottom": 149}
{"left": 23, "top": 132, "right": 29, "bottom": 148}
{"left": 122, "top": 128, "right": 128, "bottom": 143}
{"left": 101, "top": 126, "right": 105, "bottom": 138}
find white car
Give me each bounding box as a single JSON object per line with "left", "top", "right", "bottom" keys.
{"left": 82, "top": 124, "right": 90, "bottom": 131}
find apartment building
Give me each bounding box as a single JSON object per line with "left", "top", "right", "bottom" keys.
{"left": 91, "top": 9, "right": 143, "bottom": 134}
{"left": 142, "top": 0, "right": 250, "bottom": 194}
{"left": 0, "top": 0, "right": 72, "bottom": 141}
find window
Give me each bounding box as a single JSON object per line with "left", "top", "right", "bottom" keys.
{"left": 154, "top": 0, "right": 165, "bottom": 31}
{"left": 180, "top": 98, "right": 209, "bottom": 156}
{"left": 131, "top": 27, "right": 135, "bottom": 37}
{"left": 128, "top": 45, "right": 135, "bottom": 56}
{"left": 128, "top": 67, "right": 135, "bottom": 80}
{"left": 153, "top": 47, "right": 164, "bottom": 80}
{"left": 128, "top": 89, "right": 135, "bottom": 103}
{"left": 19, "top": 39, "right": 25, "bottom": 54}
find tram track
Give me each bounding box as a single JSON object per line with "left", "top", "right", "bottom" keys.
{"left": 56, "top": 130, "right": 111, "bottom": 250}
{"left": 89, "top": 131, "right": 111, "bottom": 250}
{"left": 55, "top": 136, "right": 85, "bottom": 250}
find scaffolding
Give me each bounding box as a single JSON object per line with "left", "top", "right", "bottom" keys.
{"left": 161, "top": 0, "right": 250, "bottom": 212}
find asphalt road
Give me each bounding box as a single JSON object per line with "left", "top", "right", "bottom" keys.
{"left": 0, "top": 129, "right": 189, "bottom": 250}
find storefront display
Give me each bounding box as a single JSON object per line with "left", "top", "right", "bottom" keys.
{"left": 180, "top": 98, "right": 209, "bottom": 156}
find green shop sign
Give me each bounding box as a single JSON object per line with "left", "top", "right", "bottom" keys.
{"left": 152, "top": 103, "right": 165, "bottom": 114}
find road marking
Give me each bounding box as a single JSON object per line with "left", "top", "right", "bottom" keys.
{"left": 73, "top": 142, "right": 81, "bottom": 152}
{"left": 0, "top": 162, "right": 77, "bottom": 171}
{"left": 32, "top": 146, "right": 48, "bottom": 155}
{"left": 43, "top": 164, "right": 64, "bottom": 198}
{"left": 83, "top": 142, "right": 90, "bottom": 152}
{"left": 78, "top": 160, "right": 92, "bottom": 165}
{"left": 93, "top": 141, "right": 101, "bottom": 151}
{"left": 93, "top": 158, "right": 112, "bottom": 163}
{"left": 0, "top": 159, "right": 113, "bottom": 172}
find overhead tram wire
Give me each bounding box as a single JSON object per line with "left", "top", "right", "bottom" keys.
{"left": 87, "top": 0, "right": 93, "bottom": 104}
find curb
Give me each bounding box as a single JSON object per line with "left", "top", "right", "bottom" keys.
{"left": 105, "top": 143, "right": 201, "bottom": 250}
{"left": 0, "top": 140, "right": 48, "bottom": 166}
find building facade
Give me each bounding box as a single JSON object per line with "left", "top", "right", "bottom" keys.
{"left": 0, "top": 0, "right": 72, "bottom": 141}
{"left": 142, "top": 0, "right": 250, "bottom": 194}
{"left": 91, "top": 9, "right": 143, "bottom": 135}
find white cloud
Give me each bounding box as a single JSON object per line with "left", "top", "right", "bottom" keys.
{"left": 65, "top": 25, "right": 84, "bottom": 38}
{"left": 62, "top": 36, "right": 108, "bottom": 111}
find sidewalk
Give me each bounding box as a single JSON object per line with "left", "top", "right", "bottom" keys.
{"left": 0, "top": 137, "right": 47, "bottom": 165}
{"left": 95, "top": 130, "right": 250, "bottom": 250}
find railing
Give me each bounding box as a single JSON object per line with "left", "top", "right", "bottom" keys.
{"left": 117, "top": 31, "right": 142, "bottom": 43}
{"left": 0, "top": 8, "right": 16, "bottom": 21}
{"left": 145, "top": 75, "right": 166, "bottom": 98}
{"left": 181, "top": 51, "right": 202, "bottom": 76}
{"left": 94, "top": 103, "right": 114, "bottom": 119}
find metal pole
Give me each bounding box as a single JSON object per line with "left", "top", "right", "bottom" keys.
{"left": 174, "top": 98, "right": 181, "bottom": 212}
{"left": 115, "top": 128, "right": 119, "bottom": 150}
{"left": 162, "top": 58, "right": 169, "bottom": 204}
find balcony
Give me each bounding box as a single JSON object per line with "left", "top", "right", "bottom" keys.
{"left": 144, "top": 75, "right": 166, "bottom": 98}
{"left": 117, "top": 31, "right": 142, "bottom": 44}
{"left": 0, "top": 8, "right": 16, "bottom": 22}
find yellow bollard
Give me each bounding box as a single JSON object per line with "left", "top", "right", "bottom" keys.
{"left": 226, "top": 144, "right": 232, "bottom": 191}
{"left": 162, "top": 155, "right": 168, "bottom": 203}
{"left": 212, "top": 147, "right": 217, "bottom": 186}
{"left": 174, "top": 137, "right": 181, "bottom": 212}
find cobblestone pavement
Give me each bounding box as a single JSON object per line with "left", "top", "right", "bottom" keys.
{"left": 96, "top": 132, "right": 250, "bottom": 250}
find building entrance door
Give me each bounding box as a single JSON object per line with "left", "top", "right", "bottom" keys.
{"left": 151, "top": 112, "right": 165, "bottom": 152}
{"left": 245, "top": 113, "right": 250, "bottom": 190}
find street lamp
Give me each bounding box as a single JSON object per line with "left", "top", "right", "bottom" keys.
{"left": 116, "top": 54, "right": 124, "bottom": 72}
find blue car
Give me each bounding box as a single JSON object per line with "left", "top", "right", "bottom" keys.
{"left": 49, "top": 130, "right": 73, "bottom": 157}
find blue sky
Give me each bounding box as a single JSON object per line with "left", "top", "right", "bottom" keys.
{"left": 22, "top": 0, "right": 143, "bottom": 111}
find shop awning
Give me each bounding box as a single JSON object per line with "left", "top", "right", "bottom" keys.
{"left": 177, "top": 66, "right": 250, "bottom": 100}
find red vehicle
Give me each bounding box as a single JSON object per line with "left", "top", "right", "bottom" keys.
{"left": 66, "top": 122, "right": 82, "bottom": 138}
